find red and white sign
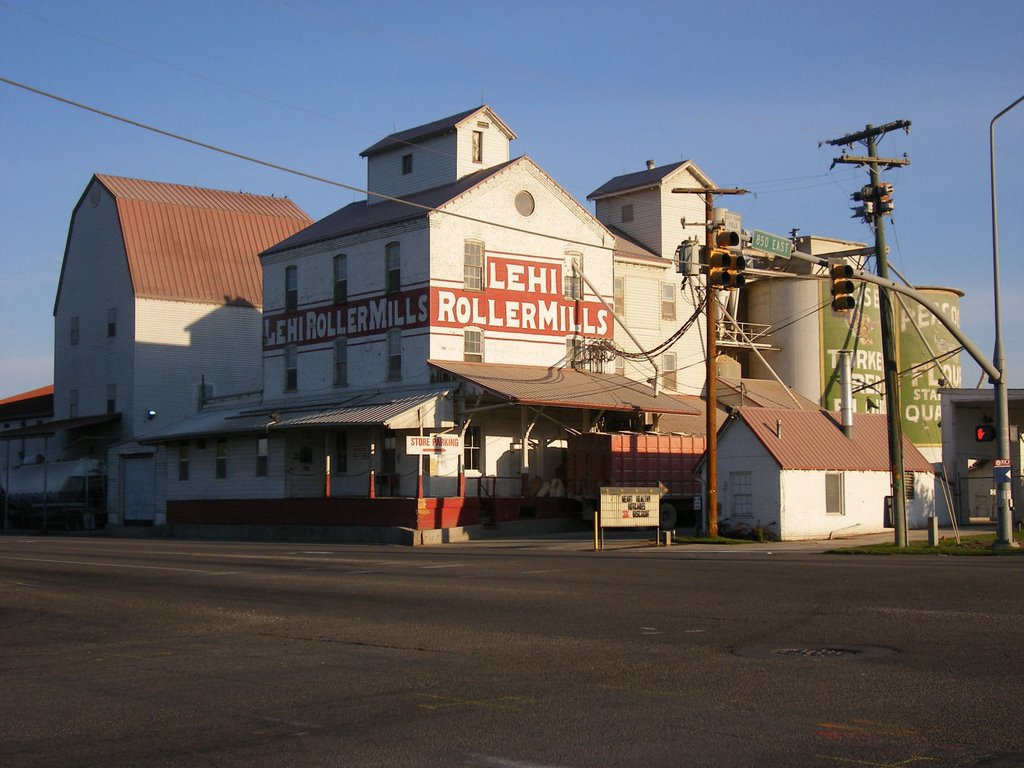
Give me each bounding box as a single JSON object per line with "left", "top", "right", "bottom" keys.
{"left": 406, "top": 434, "right": 463, "bottom": 455}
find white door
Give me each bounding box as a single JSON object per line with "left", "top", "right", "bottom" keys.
{"left": 122, "top": 454, "right": 156, "bottom": 523}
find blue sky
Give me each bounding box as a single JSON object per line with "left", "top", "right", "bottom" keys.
{"left": 1, "top": 0, "right": 1022, "bottom": 399}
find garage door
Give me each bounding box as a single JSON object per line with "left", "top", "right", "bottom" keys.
{"left": 122, "top": 454, "right": 156, "bottom": 523}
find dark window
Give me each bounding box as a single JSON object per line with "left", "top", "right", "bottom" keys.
{"left": 106, "top": 384, "right": 116, "bottom": 414}
{"left": 333, "top": 254, "right": 347, "bottom": 304}
{"left": 333, "top": 338, "right": 347, "bottom": 386}
{"left": 385, "top": 242, "right": 400, "bottom": 294}
{"left": 387, "top": 329, "right": 402, "bottom": 380}
{"left": 107, "top": 308, "right": 117, "bottom": 338}
{"left": 335, "top": 432, "right": 348, "bottom": 474}
{"left": 178, "top": 442, "right": 189, "bottom": 481}
{"left": 216, "top": 438, "right": 228, "bottom": 479}
{"left": 69, "top": 389, "right": 79, "bottom": 419}
{"left": 285, "top": 345, "right": 297, "bottom": 391}
{"left": 256, "top": 437, "right": 268, "bottom": 477}
{"left": 285, "top": 265, "right": 297, "bottom": 312}
{"left": 622, "top": 203, "right": 634, "bottom": 223}
{"left": 402, "top": 154, "right": 413, "bottom": 175}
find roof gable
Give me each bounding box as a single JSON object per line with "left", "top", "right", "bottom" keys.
{"left": 56, "top": 175, "right": 312, "bottom": 311}
{"left": 587, "top": 160, "right": 714, "bottom": 201}
{"left": 727, "top": 408, "right": 933, "bottom": 472}
{"left": 360, "top": 106, "right": 516, "bottom": 158}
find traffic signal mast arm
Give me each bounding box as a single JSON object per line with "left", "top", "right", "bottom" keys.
{"left": 787, "top": 250, "right": 1001, "bottom": 382}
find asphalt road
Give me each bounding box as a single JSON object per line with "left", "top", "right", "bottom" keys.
{"left": 1, "top": 534, "right": 1022, "bottom": 767}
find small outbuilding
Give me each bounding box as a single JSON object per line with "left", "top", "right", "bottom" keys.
{"left": 711, "top": 407, "right": 938, "bottom": 541}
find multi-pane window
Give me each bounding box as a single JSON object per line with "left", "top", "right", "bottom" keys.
{"left": 613, "top": 277, "right": 625, "bottom": 316}
{"left": 904, "top": 471, "right": 916, "bottom": 500}
{"left": 106, "top": 383, "right": 116, "bottom": 414}
{"left": 69, "top": 389, "right": 78, "bottom": 419}
{"left": 401, "top": 153, "right": 413, "bottom": 175}
{"left": 464, "top": 328, "right": 483, "bottom": 362}
{"left": 334, "top": 432, "right": 348, "bottom": 474}
{"left": 614, "top": 357, "right": 625, "bottom": 376}
{"left": 333, "top": 337, "right": 347, "bottom": 386}
{"left": 215, "top": 438, "right": 227, "bottom": 480}
{"left": 661, "top": 283, "right": 676, "bottom": 321}
{"left": 256, "top": 437, "right": 268, "bottom": 477}
{"left": 730, "top": 471, "right": 753, "bottom": 517}
{"left": 387, "top": 329, "right": 402, "bottom": 380}
{"left": 621, "top": 203, "right": 634, "bottom": 223}
{"left": 385, "top": 242, "right": 401, "bottom": 294}
{"left": 463, "top": 426, "right": 481, "bottom": 471}
{"left": 284, "top": 345, "right": 297, "bottom": 391}
{"left": 333, "top": 254, "right": 347, "bottom": 304}
{"left": 662, "top": 352, "right": 677, "bottom": 391}
{"left": 472, "top": 131, "right": 483, "bottom": 163}
{"left": 178, "top": 442, "right": 189, "bottom": 481}
{"left": 285, "top": 265, "right": 297, "bottom": 311}
{"left": 825, "top": 472, "right": 844, "bottom": 515}
{"left": 464, "top": 240, "right": 484, "bottom": 290}
{"left": 70, "top": 316, "right": 79, "bottom": 346}
{"left": 107, "top": 308, "right": 117, "bottom": 338}
{"left": 563, "top": 261, "right": 583, "bottom": 300}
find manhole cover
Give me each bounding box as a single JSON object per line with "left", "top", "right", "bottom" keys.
{"left": 773, "top": 647, "right": 861, "bottom": 658}
{"left": 733, "top": 644, "right": 897, "bottom": 660}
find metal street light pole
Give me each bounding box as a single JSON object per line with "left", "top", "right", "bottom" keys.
{"left": 990, "top": 93, "right": 1024, "bottom": 549}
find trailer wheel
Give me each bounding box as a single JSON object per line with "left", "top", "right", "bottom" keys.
{"left": 659, "top": 503, "right": 677, "bottom": 531}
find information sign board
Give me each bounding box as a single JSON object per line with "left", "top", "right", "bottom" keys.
{"left": 750, "top": 230, "right": 793, "bottom": 260}
{"left": 406, "top": 434, "right": 463, "bottom": 456}
{"left": 599, "top": 486, "right": 665, "bottom": 528}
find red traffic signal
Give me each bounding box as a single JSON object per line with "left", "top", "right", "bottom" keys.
{"left": 975, "top": 424, "right": 996, "bottom": 442}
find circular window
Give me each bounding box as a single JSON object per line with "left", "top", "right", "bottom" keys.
{"left": 515, "top": 191, "right": 535, "bottom": 217}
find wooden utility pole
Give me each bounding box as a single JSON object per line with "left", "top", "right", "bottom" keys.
{"left": 672, "top": 185, "right": 747, "bottom": 537}
{"left": 827, "top": 121, "right": 911, "bottom": 547}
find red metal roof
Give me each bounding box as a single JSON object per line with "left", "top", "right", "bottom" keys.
{"left": 731, "top": 407, "right": 933, "bottom": 473}
{"left": 429, "top": 360, "right": 699, "bottom": 415}
{"left": 95, "top": 175, "right": 312, "bottom": 307}
{"left": 0, "top": 385, "right": 54, "bottom": 407}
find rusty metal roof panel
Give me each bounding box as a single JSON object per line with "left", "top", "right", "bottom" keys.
{"left": 717, "top": 377, "right": 821, "bottom": 411}
{"left": 429, "top": 360, "right": 699, "bottom": 415}
{"left": 734, "top": 407, "right": 933, "bottom": 473}
{"left": 95, "top": 175, "right": 312, "bottom": 306}
{"left": 273, "top": 391, "right": 445, "bottom": 428}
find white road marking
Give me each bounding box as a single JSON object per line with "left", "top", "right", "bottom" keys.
{"left": 420, "top": 563, "right": 469, "bottom": 570}
{"left": 0, "top": 555, "right": 238, "bottom": 576}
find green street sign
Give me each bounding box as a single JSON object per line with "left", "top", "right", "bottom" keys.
{"left": 750, "top": 230, "right": 793, "bottom": 260}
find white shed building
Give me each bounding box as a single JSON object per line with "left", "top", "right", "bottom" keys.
{"left": 713, "top": 407, "right": 938, "bottom": 541}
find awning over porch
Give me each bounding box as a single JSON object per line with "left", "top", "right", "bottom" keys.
{"left": 271, "top": 389, "right": 452, "bottom": 431}
{"left": 428, "top": 360, "right": 699, "bottom": 415}
{"left": 0, "top": 412, "right": 121, "bottom": 439}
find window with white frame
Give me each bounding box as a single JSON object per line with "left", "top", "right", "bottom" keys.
{"left": 464, "top": 328, "right": 483, "bottom": 362}
{"left": 463, "top": 426, "right": 481, "bottom": 471}
{"left": 563, "top": 257, "right": 583, "bottom": 300}
{"left": 385, "top": 242, "right": 401, "bottom": 294}
{"left": 464, "top": 240, "right": 484, "bottom": 290}
{"left": 613, "top": 277, "right": 625, "bottom": 316}
{"left": 661, "top": 283, "right": 676, "bottom": 321}
{"left": 662, "top": 352, "right": 677, "bottom": 391}
{"left": 387, "top": 329, "right": 402, "bottom": 380}
{"left": 614, "top": 357, "right": 625, "bottom": 376}
{"left": 472, "top": 131, "right": 483, "bottom": 163}
{"left": 730, "top": 471, "right": 753, "bottom": 518}
{"left": 825, "top": 472, "right": 845, "bottom": 515}
{"left": 285, "top": 265, "right": 297, "bottom": 312}
{"left": 284, "top": 345, "right": 297, "bottom": 391}
{"left": 333, "top": 337, "right": 347, "bottom": 386}
{"left": 333, "top": 254, "right": 347, "bottom": 304}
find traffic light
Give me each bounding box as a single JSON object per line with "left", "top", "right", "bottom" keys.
{"left": 708, "top": 249, "right": 746, "bottom": 289}
{"left": 713, "top": 229, "right": 740, "bottom": 249}
{"left": 851, "top": 185, "right": 875, "bottom": 221}
{"left": 829, "top": 259, "right": 856, "bottom": 311}
{"left": 975, "top": 424, "right": 996, "bottom": 442}
{"left": 875, "top": 182, "right": 894, "bottom": 216}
